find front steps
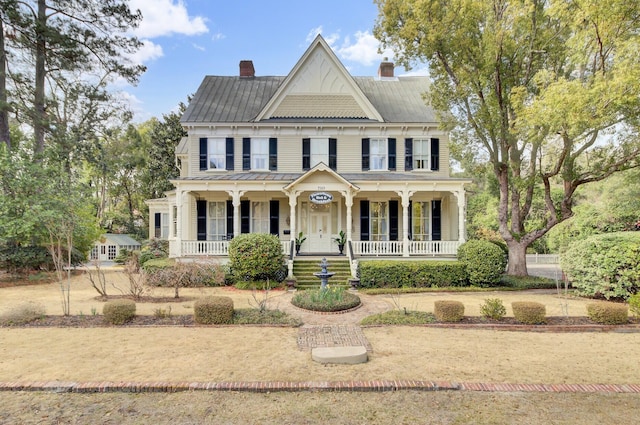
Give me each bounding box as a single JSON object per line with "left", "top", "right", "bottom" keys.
{"left": 292, "top": 258, "right": 352, "bottom": 290}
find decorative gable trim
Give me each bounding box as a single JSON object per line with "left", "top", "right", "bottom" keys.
{"left": 255, "top": 35, "right": 383, "bottom": 122}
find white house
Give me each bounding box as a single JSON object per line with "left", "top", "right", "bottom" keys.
{"left": 90, "top": 234, "right": 141, "bottom": 262}
{"left": 146, "top": 35, "right": 470, "bottom": 267}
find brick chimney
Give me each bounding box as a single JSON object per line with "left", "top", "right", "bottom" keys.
{"left": 378, "top": 58, "right": 394, "bottom": 78}
{"left": 239, "top": 60, "right": 255, "bottom": 77}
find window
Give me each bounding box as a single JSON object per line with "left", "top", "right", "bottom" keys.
{"left": 172, "top": 206, "right": 177, "bottom": 237}
{"left": 370, "top": 138, "right": 387, "bottom": 170}
{"left": 251, "top": 202, "right": 270, "bottom": 233}
{"left": 412, "top": 202, "right": 431, "bottom": 241}
{"left": 251, "top": 138, "right": 269, "bottom": 170}
{"left": 370, "top": 201, "right": 388, "bottom": 241}
{"left": 413, "top": 139, "right": 430, "bottom": 170}
{"left": 90, "top": 247, "right": 98, "bottom": 260}
{"left": 208, "top": 202, "right": 226, "bottom": 240}
{"left": 310, "top": 138, "right": 329, "bottom": 168}
{"left": 107, "top": 245, "right": 117, "bottom": 260}
{"left": 161, "top": 213, "right": 169, "bottom": 239}
{"left": 208, "top": 138, "right": 226, "bottom": 169}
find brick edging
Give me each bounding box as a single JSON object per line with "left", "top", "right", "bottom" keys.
{"left": 1, "top": 380, "right": 638, "bottom": 394}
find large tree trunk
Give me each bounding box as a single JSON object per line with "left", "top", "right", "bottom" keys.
{"left": 33, "top": 0, "right": 47, "bottom": 154}
{"left": 0, "top": 17, "right": 10, "bottom": 149}
{"left": 506, "top": 240, "right": 528, "bottom": 276}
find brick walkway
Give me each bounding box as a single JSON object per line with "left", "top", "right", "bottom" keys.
{"left": 297, "top": 324, "right": 373, "bottom": 352}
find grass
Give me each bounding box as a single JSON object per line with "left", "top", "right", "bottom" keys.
{"left": 0, "top": 302, "right": 46, "bottom": 325}
{"left": 360, "top": 309, "right": 435, "bottom": 325}
{"left": 233, "top": 308, "right": 302, "bottom": 326}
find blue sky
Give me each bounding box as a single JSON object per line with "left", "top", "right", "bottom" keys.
{"left": 122, "top": 0, "right": 422, "bottom": 122}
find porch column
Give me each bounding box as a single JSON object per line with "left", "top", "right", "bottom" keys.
{"left": 168, "top": 201, "right": 174, "bottom": 238}
{"left": 344, "top": 192, "right": 353, "bottom": 243}
{"left": 455, "top": 188, "right": 466, "bottom": 242}
{"left": 227, "top": 190, "right": 245, "bottom": 238}
{"left": 175, "top": 188, "right": 183, "bottom": 257}
{"left": 288, "top": 192, "right": 298, "bottom": 252}
{"left": 399, "top": 191, "right": 413, "bottom": 257}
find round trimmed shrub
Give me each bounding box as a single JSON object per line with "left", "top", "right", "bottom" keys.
{"left": 561, "top": 232, "right": 640, "bottom": 300}
{"left": 586, "top": 302, "right": 628, "bottom": 325}
{"left": 103, "top": 299, "right": 136, "bottom": 325}
{"left": 433, "top": 300, "right": 465, "bottom": 322}
{"left": 480, "top": 298, "right": 507, "bottom": 320}
{"left": 457, "top": 240, "right": 507, "bottom": 286}
{"left": 228, "top": 233, "right": 285, "bottom": 283}
{"left": 511, "top": 301, "right": 546, "bottom": 324}
{"left": 194, "top": 296, "right": 234, "bottom": 324}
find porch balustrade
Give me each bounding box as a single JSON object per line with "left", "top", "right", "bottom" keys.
{"left": 171, "top": 239, "right": 461, "bottom": 257}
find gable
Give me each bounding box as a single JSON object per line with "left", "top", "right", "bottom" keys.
{"left": 256, "top": 36, "right": 383, "bottom": 121}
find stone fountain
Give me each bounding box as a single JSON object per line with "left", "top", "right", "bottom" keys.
{"left": 313, "top": 257, "right": 335, "bottom": 290}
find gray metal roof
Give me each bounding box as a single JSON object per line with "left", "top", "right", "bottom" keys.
{"left": 100, "top": 234, "right": 141, "bottom": 247}
{"left": 175, "top": 173, "right": 468, "bottom": 183}
{"left": 181, "top": 76, "right": 435, "bottom": 124}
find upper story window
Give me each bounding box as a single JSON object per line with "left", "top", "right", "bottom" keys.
{"left": 362, "top": 138, "right": 396, "bottom": 171}
{"left": 251, "top": 138, "right": 269, "bottom": 170}
{"left": 199, "top": 137, "right": 234, "bottom": 171}
{"left": 208, "top": 138, "right": 226, "bottom": 169}
{"left": 243, "top": 138, "right": 277, "bottom": 171}
{"left": 303, "top": 138, "right": 337, "bottom": 170}
{"left": 405, "top": 137, "right": 439, "bottom": 172}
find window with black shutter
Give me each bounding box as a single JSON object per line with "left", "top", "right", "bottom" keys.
{"left": 225, "top": 137, "right": 234, "bottom": 170}
{"left": 199, "top": 138, "right": 208, "bottom": 170}
{"left": 432, "top": 200, "right": 441, "bottom": 240}
{"left": 240, "top": 200, "right": 250, "bottom": 233}
{"left": 196, "top": 200, "right": 207, "bottom": 241}
{"left": 430, "top": 138, "right": 440, "bottom": 171}
{"left": 226, "top": 200, "right": 234, "bottom": 240}
{"left": 154, "top": 213, "right": 161, "bottom": 238}
{"left": 328, "top": 138, "right": 337, "bottom": 170}
{"left": 389, "top": 200, "right": 398, "bottom": 241}
{"left": 405, "top": 138, "right": 413, "bottom": 171}
{"left": 302, "top": 138, "right": 310, "bottom": 170}
{"left": 242, "top": 138, "right": 251, "bottom": 170}
{"left": 269, "top": 138, "right": 277, "bottom": 171}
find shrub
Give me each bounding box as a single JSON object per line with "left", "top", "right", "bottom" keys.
{"left": 586, "top": 302, "right": 628, "bottom": 325}
{"left": 291, "top": 288, "right": 361, "bottom": 312}
{"left": 139, "top": 238, "right": 169, "bottom": 265}
{"left": 228, "top": 234, "right": 285, "bottom": 283}
{"left": 457, "top": 240, "right": 507, "bottom": 286}
{"left": 480, "top": 298, "right": 506, "bottom": 320}
{"left": 141, "top": 258, "right": 175, "bottom": 274}
{"left": 0, "top": 302, "right": 46, "bottom": 325}
{"left": 145, "top": 261, "right": 226, "bottom": 298}
{"left": 358, "top": 260, "right": 467, "bottom": 288}
{"left": 629, "top": 294, "right": 640, "bottom": 318}
{"left": 561, "top": 232, "right": 640, "bottom": 300}
{"left": 511, "top": 301, "right": 546, "bottom": 324}
{"left": 0, "top": 243, "right": 85, "bottom": 274}
{"left": 103, "top": 299, "right": 136, "bottom": 325}
{"left": 194, "top": 296, "right": 234, "bottom": 324}
{"left": 433, "top": 300, "right": 465, "bottom": 322}
{"left": 234, "top": 279, "right": 282, "bottom": 290}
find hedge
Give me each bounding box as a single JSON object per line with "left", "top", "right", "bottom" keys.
{"left": 457, "top": 240, "right": 507, "bottom": 286}
{"left": 561, "top": 232, "right": 640, "bottom": 300}
{"left": 358, "top": 260, "right": 467, "bottom": 289}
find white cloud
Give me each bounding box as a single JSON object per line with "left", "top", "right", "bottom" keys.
{"left": 337, "top": 31, "right": 394, "bottom": 66}
{"left": 128, "top": 39, "right": 164, "bottom": 65}
{"left": 130, "top": 0, "right": 208, "bottom": 38}
{"left": 193, "top": 44, "right": 206, "bottom": 52}
{"left": 212, "top": 32, "right": 226, "bottom": 42}
{"left": 306, "top": 26, "right": 340, "bottom": 47}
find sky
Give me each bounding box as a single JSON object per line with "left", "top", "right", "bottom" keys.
{"left": 121, "top": 0, "right": 424, "bottom": 122}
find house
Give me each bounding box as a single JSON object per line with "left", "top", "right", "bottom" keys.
{"left": 90, "top": 234, "right": 141, "bottom": 262}
{"left": 146, "top": 35, "right": 470, "bottom": 272}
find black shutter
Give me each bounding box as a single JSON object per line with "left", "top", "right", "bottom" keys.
{"left": 302, "top": 138, "right": 310, "bottom": 170}
{"left": 388, "top": 138, "right": 396, "bottom": 171}
{"left": 240, "top": 200, "right": 250, "bottom": 234}
{"left": 226, "top": 200, "right": 234, "bottom": 240}
{"left": 199, "top": 137, "right": 208, "bottom": 170}
{"left": 389, "top": 200, "right": 398, "bottom": 241}
{"left": 360, "top": 200, "right": 370, "bottom": 241}
{"left": 225, "top": 137, "right": 234, "bottom": 170}
{"left": 196, "top": 200, "right": 207, "bottom": 241}
{"left": 269, "top": 200, "right": 279, "bottom": 236}
{"left": 242, "top": 138, "right": 251, "bottom": 170}
{"left": 405, "top": 138, "right": 413, "bottom": 171}
{"left": 329, "top": 138, "right": 337, "bottom": 170}
{"left": 269, "top": 138, "right": 277, "bottom": 171}
{"left": 154, "top": 213, "right": 161, "bottom": 238}
{"left": 361, "top": 138, "right": 370, "bottom": 171}
{"left": 432, "top": 200, "right": 441, "bottom": 241}
{"left": 431, "top": 138, "right": 440, "bottom": 171}
{"left": 408, "top": 200, "right": 413, "bottom": 240}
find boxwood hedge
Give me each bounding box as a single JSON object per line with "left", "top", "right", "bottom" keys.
{"left": 358, "top": 260, "right": 467, "bottom": 288}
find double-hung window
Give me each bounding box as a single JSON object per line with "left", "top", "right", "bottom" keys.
{"left": 251, "top": 202, "right": 270, "bottom": 233}
{"left": 208, "top": 202, "right": 226, "bottom": 240}
{"left": 370, "top": 201, "right": 388, "bottom": 241}
{"left": 310, "top": 138, "right": 329, "bottom": 168}
{"left": 413, "top": 139, "right": 430, "bottom": 170}
{"left": 208, "top": 138, "right": 226, "bottom": 169}
{"left": 251, "top": 138, "right": 269, "bottom": 170}
{"left": 370, "top": 138, "right": 388, "bottom": 170}
{"left": 411, "top": 202, "right": 430, "bottom": 241}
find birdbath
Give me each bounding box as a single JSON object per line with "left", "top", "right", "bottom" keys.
{"left": 313, "top": 257, "right": 335, "bottom": 290}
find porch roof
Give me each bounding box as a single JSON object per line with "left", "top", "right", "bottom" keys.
{"left": 173, "top": 172, "right": 471, "bottom": 183}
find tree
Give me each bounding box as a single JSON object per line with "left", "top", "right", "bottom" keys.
{"left": 1, "top": 0, "right": 145, "bottom": 153}
{"left": 375, "top": 0, "right": 640, "bottom": 275}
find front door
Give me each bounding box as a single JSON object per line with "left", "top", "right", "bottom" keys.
{"left": 308, "top": 208, "right": 332, "bottom": 253}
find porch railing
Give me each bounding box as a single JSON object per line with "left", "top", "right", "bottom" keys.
{"left": 351, "top": 240, "right": 462, "bottom": 257}
{"left": 351, "top": 241, "right": 403, "bottom": 256}
{"left": 408, "top": 240, "right": 461, "bottom": 256}
{"left": 171, "top": 240, "right": 291, "bottom": 257}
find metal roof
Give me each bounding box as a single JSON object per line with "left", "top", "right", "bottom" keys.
{"left": 100, "top": 234, "right": 141, "bottom": 247}
{"left": 180, "top": 76, "right": 435, "bottom": 124}
{"left": 174, "top": 172, "right": 469, "bottom": 183}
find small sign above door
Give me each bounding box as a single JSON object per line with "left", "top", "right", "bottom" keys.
{"left": 309, "top": 192, "right": 333, "bottom": 204}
